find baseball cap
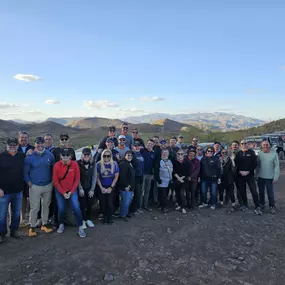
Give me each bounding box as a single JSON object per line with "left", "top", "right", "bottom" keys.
{"left": 34, "top": 137, "right": 45, "bottom": 144}
{"left": 170, "top": 136, "right": 177, "bottom": 140}
{"left": 82, "top": 148, "right": 91, "bottom": 155}
{"left": 7, "top": 137, "right": 18, "bottom": 145}
{"left": 60, "top": 133, "right": 69, "bottom": 140}
{"left": 178, "top": 134, "right": 184, "bottom": 138}
{"left": 214, "top": 141, "right": 221, "bottom": 145}
{"left": 106, "top": 137, "right": 114, "bottom": 143}
{"left": 133, "top": 141, "right": 141, "bottom": 146}
{"left": 160, "top": 139, "right": 167, "bottom": 144}
{"left": 108, "top": 125, "right": 116, "bottom": 132}
{"left": 118, "top": 135, "right": 126, "bottom": 140}
{"left": 61, "top": 148, "right": 71, "bottom": 156}
{"left": 188, "top": 148, "right": 196, "bottom": 154}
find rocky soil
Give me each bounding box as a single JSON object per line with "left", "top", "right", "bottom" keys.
{"left": 1, "top": 175, "right": 285, "bottom": 285}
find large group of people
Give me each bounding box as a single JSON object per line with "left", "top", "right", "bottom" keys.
{"left": 0, "top": 122, "right": 281, "bottom": 243}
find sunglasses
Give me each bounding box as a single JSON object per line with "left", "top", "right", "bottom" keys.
{"left": 103, "top": 155, "right": 111, "bottom": 158}
{"left": 8, "top": 144, "right": 17, "bottom": 147}
{"left": 177, "top": 153, "right": 184, "bottom": 156}
{"left": 119, "top": 139, "right": 126, "bottom": 141}
{"left": 207, "top": 150, "right": 213, "bottom": 153}
{"left": 221, "top": 152, "right": 227, "bottom": 154}
{"left": 197, "top": 149, "right": 202, "bottom": 151}
{"left": 61, "top": 138, "right": 69, "bottom": 141}
{"left": 126, "top": 155, "right": 133, "bottom": 157}
{"left": 61, "top": 154, "right": 70, "bottom": 157}
{"left": 123, "top": 127, "right": 128, "bottom": 130}
{"left": 83, "top": 153, "right": 91, "bottom": 156}
{"left": 241, "top": 142, "right": 246, "bottom": 145}
{"left": 132, "top": 131, "right": 138, "bottom": 134}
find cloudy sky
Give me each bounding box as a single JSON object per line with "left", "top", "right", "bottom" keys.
{"left": 0, "top": 0, "right": 284, "bottom": 122}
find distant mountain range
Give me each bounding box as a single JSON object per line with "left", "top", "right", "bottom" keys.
{"left": 124, "top": 112, "right": 265, "bottom": 131}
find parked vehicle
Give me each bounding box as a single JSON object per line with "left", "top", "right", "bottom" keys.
{"left": 263, "top": 133, "right": 285, "bottom": 160}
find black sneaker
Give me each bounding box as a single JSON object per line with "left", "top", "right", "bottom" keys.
{"left": 10, "top": 230, "right": 24, "bottom": 239}
{"left": 153, "top": 202, "right": 160, "bottom": 208}
{"left": 143, "top": 206, "right": 152, "bottom": 212}
{"left": 270, "top": 206, "right": 276, "bottom": 215}
{"left": 103, "top": 217, "right": 108, "bottom": 225}
{"left": 108, "top": 219, "right": 114, "bottom": 224}
{"left": 0, "top": 235, "right": 7, "bottom": 244}
{"left": 126, "top": 214, "right": 132, "bottom": 218}
{"left": 122, "top": 217, "right": 129, "bottom": 222}
{"left": 261, "top": 205, "right": 265, "bottom": 211}
{"left": 162, "top": 208, "right": 168, "bottom": 214}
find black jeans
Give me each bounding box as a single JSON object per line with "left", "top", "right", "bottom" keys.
{"left": 158, "top": 187, "right": 169, "bottom": 210}
{"left": 237, "top": 175, "right": 259, "bottom": 208}
{"left": 98, "top": 191, "right": 114, "bottom": 222}
{"left": 174, "top": 181, "right": 187, "bottom": 208}
{"left": 233, "top": 173, "right": 242, "bottom": 205}
{"left": 186, "top": 181, "right": 197, "bottom": 208}
{"left": 257, "top": 178, "right": 275, "bottom": 207}
{"left": 219, "top": 182, "right": 235, "bottom": 204}
{"left": 130, "top": 176, "right": 143, "bottom": 213}
{"left": 79, "top": 189, "right": 95, "bottom": 221}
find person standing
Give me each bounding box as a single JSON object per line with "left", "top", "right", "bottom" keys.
{"left": 118, "top": 151, "right": 135, "bottom": 221}
{"left": 78, "top": 148, "right": 97, "bottom": 229}
{"left": 130, "top": 142, "right": 145, "bottom": 214}
{"left": 96, "top": 149, "right": 119, "bottom": 224}
{"left": 213, "top": 142, "right": 222, "bottom": 157}
{"left": 114, "top": 135, "right": 130, "bottom": 159}
{"left": 234, "top": 140, "right": 262, "bottom": 215}
{"left": 176, "top": 135, "right": 186, "bottom": 149}
{"left": 189, "top": 137, "right": 199, "bottom": 151}
{"left": 141, "top": 139, "right": 156, "bottom": 212}
{"left": 187, "top": 149, "right": 200, "bottom": 208}
{"left": 52, "top": 133, "right": 76, "bottom": 163}
{"left": 24, "top": 137, "right": 55, "bottom": 237}
{"left": 199, "top": 147, "right": 221, "bottom": 210}
{"left": 97, "top": 125, "right": 119, "bottom": 152}
{"left": 44, "top": 133, "right": 55, "bottom": 152}
{"left": 132, "top": 129, "right": 145, "bottom": 148}
{"left": 168, "top": 136, "right": 179, "bottom": 162}
{"left": 154, "top": 149, "right": 173, "bottom": 213}
{"left": 117, "top": 122, "right": 133, "bottom": 149}
{"left": 53, "top": 148, "right": 86, "bottom": 237}
{"left": 0, "top": 138, "right": 25, "bottom": 243}
{"left": 219, "top": 149, "right": 236, "bottom": 211}
{"left": 96, "top": 137, "right": 120, "bottom": 163}
{"left": 18, "top": 131, "right": 35, "bottom": 224}
{"left": 173, "top": 150, "right": 191, "bottom": 214}
{"left": 256, "top": 140, "right": 280, "bottom": 214}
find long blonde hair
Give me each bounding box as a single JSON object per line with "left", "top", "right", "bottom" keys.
{"left": 100, "top": 149, "right": 115, "bottom": 174}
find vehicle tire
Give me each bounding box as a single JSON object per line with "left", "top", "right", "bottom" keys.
{"left": 63, "top": 201, "right": 77, "bottom": 226}
{"left": 279, "top": 151, "right": 285, "bottom": 160}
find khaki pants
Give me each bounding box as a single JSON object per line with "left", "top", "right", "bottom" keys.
{"left": 29, "top": 183, "right": 53, "bottom": 227}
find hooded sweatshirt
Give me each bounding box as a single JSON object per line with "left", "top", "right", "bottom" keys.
{"left": 53, "top": 160, "right": 80, "bottom": 194}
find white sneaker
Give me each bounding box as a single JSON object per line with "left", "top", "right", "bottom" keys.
{"left": 82, "top": 221, "right": 87, "bottom": 230}
{"left": 86, "top": 220, "right": 95, "bottom": 227}
{"left": 219, "top": 201, "right": 224, "bottom": 206}
{"left": 57, "top": 224, "right": 65, "bottom": 234}
{"left": 210, "top": 205, "right": 216, "bottom": 210}
{"left": 182, "top": 208, "right": 187, "bottom": 214}
{"left": 175, "top": 206, "right": 181, "bottom": 211}
{"left": 199, "top": 203, "right": 208, "bottom": 209}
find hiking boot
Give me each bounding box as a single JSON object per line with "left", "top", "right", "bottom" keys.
{"left": 82, "top": 221, "right": 87, "bottom": 230}
{"left": 28, "top": 228, "right": 37, "bottom": 237}
{"left": 219, "top": 201, "right": 224, "bottom": 206}
{"left": 41, "top": 225, "right": 53, "bottom": 234}
{"left": 57, "top": 224, "right": 65, "bottom": 234}
{"left": 10, "top": 230, "right": 24, "bottom": 239}
{"left": 153, "top": 202, "right": 160, "bottom": 208}
{"left": 254, "top": 207, "right": 262, "bottom": 216}
{"left": 0, "top": 235, "right": 7, "bottom": 244}
{"left": 270, "top": 206, "right": 276, "bottom": 215}
{"left": 78, "top": 227, "right": 86, "bottom": 238}
{"left": 199, "top": 203, "right": 208, "bottom": 209}
{"left": 86, "top": 220, "right": 95, "bottom": 227}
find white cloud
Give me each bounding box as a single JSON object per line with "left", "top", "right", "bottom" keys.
{"left": 14, "top": 74, "right": 41, "bottom": 82}
{"left": 140, "top": 96, "right": 166, "bottom": 102}
{"left": 83, "top": 100, "right": 119, "bottom": 108}
{"left": 116, "top": 108, "right": 147, "bottom": 113}
{"left": 125, "top": 97, "right": 137, "bottom": 101}
{"left": 0, "top": 102, "right": 18, "bottom": 109}
{"left": 45, "top": 99, "right": 60, "bottom": 105}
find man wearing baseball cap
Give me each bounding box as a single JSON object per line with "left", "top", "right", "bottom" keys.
{"left": 114, "top": 135, "right": 130, "bottom": 160}
{"left": 51, "top": 133, "right": 76, "bottom": 163}
{"left": 0, "top": 138, "right": 26, "bottom": 243}
{"left": 97, "top": 125, "right": 119, "bottom": 153}
{"left": 117, "top": 122, "right": 133, "bottom": 149}
{"left": 96, "top": 137, "right": 120, "bottom": 163}
{"left": 24, "top": 137, "right": 55, "bottom": 237}
{"left": 176, "top": 134, "right": 186, "bottom": 149}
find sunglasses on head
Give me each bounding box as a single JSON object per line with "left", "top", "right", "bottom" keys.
{"left": 103, "top": 155, "right": 111, "bottom": 158}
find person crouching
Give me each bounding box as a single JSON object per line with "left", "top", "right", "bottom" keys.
{"left": 78, "top": 148, "right": 97, "bottom": 229}
{"left": 53, "top": 148, "right": 86, "bottom": 238}
{"left": 118, "top": 151, "right": 135, "bottom": 222}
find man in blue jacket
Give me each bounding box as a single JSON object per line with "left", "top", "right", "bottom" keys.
{"left": 24, "top": 137, "right": 55, "bottom": 237}
{"left": 141, "top": 139, "right": 156, "bottom": 211}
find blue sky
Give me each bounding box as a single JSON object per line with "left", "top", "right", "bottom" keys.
{"left": 0, "top": 0, "right": 284, "bottom": 121}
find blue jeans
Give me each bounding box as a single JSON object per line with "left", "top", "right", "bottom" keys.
{"left": 258, "top": 178, "right": 275, "bottom": 207}
{"left": 0, "top": 192, "right": 22, "bottom": 235}
{"left": 201, "top": 180, "right": 217, "bottom": 206}
{"left": 120, "top": 190, "right": 133, "bottom": 217}
{"left": 55, "top": 190, "right": 83, "bottom": 227}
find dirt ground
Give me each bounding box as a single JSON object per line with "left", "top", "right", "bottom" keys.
{"left": 1, "top": 176, "right": 285, "bottom": 285}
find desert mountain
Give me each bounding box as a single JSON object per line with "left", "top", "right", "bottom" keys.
{"left": 124, "top": 112, "right": 265, "bottom": 131}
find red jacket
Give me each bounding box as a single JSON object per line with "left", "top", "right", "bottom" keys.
{"left": 53, "top": 160, "right": 80, "bottom": 195}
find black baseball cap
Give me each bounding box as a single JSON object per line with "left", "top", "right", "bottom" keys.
{"left": 188, "top": 148, "right": 196, "bottom": 154}
{"left": 160, "top": 139, "right": 167, "bottom": 144}
{"left": 7, "top": 137, "right": 18, "bottom": 145}
{"left": 133, "top": 141, "right": 141, "bottom": 146}
{"left": 60, "top": 133, "right": 69, "bottom": 140}
{"left": 108, "top": 125, "right": 116, "bottom": 132}
{"left": 34, "top": 137, "right": 45, "bottom": 144}
{"left": 82, "top": 148, "right": 91, "bottom": 155}
{"left": 61, "top": 148, "right": 71, "bottom": 156}
{"left": 170, "top": 136, "right": 177, "bottom": 140}
{"left": 106, "top": 137, "right": 114, "bottom": 143}
{"left": 214, "top": 141, "right": 221, "bottom": 145}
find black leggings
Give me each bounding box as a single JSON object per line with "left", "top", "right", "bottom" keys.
{"left": 237, "top": 176, "right": 259, "bottom": 208}
{"left": 79, "top": 189, "right": 95, "bottom": 221}
{"left": 158, "top": 187, "right": 169, "bottom": 210}
{"left": 174, "top": 182, "right": 187, "bottom": 208}
{"left": 98, "top": 191, "right": 114, "bottom": 222}
{"left": 218, "top": 182, "right": 235, "bottom": 204}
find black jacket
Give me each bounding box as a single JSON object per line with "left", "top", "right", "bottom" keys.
{"left": 200, "top": 156, "right": 221, "bottom": 181}
{"left": 0, "top": 151, "right": 25, "bottom": 194}
{"left": 172, "top": 159, "right": 191, "bottom": 182}
{"left": 18, "top": 144, "right": 34, "bottom": 155}
{"left": 234, "top": 149, "right": 257, "bottom": 177}
{"left": 98, "top": 136, "right": 119, "bottom": 150}
{"left": 77, "top": 160, "right": 96, "bottom": 191}
{"left": 221, "top": 157, "right": 234, "bottom": 184}
{"left": 52, "top": 147, "right": 76, "bottom": 163}
{"left": 118, "top": 159, "right": 135, "bottom": 191}
{"left": 168, "top": 146, "right": 180, "bottom": 162}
